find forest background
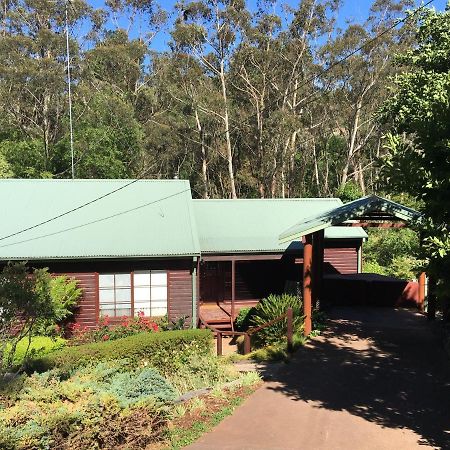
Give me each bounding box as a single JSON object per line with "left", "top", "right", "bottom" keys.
{"left": 0, "top": 0, "right": 449, "bottom": 281}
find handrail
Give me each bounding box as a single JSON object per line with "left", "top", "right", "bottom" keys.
{"left": 200, "top": 308, "right": 294, "bottom": 356}
{"left": 247, "top": 311, "right": 288, "bottom": 335}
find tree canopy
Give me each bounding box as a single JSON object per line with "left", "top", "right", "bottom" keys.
{"left": 381, "top": 4, "right": 450, "bottom": 313}
{"left": 0, "top": 0, "right": 418, "bottom": 199}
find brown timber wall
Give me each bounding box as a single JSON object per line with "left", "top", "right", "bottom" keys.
{"left": 64, "top": 272, "right": 98, "bottom": 330}
{"left": 324, "top": 248, "right": 358, "bottom": 274}
{"left": 168, "top": 270, "right": 193, "bottom": 326}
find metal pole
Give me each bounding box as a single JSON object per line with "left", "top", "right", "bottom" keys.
{"left": 65, "top": 1, "right": 75, "bottom": 179}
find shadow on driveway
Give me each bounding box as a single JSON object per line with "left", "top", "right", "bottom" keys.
{"left": 265, "top": 307, "right": 450, "bottom": 449}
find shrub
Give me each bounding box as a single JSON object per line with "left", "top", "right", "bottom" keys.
{"left": 107, "top": 368, "right": 177, "bottom": 406}
{"left": 234, "top": 307, "right": 255, "bottom": 331}
{"left": 250, "top": 294, "right": 303, "bottom": 347}
{"left": 0, "top": 362, "right": 171, "bottom": 450}
{"left": 26, "top": 329, "right": 213, "bottom": 375}
{"left": 36, "top": 274, "right": 82, "bottom": 336}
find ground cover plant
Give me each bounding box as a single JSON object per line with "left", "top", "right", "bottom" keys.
{"left": 0, "top": 328, "right": 258, "bottom": 449}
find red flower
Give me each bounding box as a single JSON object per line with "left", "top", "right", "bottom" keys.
{"left": 102, "top": 334, "right": 110, "bottom": 341}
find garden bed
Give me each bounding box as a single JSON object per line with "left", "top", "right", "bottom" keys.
{"left": 0, "top": 329, "right": 260, "bottom": 449}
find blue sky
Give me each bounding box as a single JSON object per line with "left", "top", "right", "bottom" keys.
{"left": 87, "top": 0, "right": 448, "bottom": 50}
{"left": 150, "top": 0, "right": 448, "bottom": 50}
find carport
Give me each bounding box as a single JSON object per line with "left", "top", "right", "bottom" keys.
{"left": 279, "top": 195, "right": 426, "bottom": 335}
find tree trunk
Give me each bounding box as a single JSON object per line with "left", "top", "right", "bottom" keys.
{"left": 194, "top": 108, "right": 209, "bottom": 199}
{"left": 219, "top": 61, "right": 237, "bottom": 199}
{"left": 341, "top": 102, "right": 361, "bottom": 188}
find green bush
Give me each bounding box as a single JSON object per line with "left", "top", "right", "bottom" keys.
{"left": 250, "top": 294, "right": 303, "bottom": 347}
{"left": 0, "top": 362, "right": 170, "bottom": 449}
{"left": 107, "top": 368, "right": 177, "bottom": 406}
{"left": 25, "top": 329, "right": 213, "bottom": 375}
{"left": 234, "top": 307, "right": 256, "bottom": 331}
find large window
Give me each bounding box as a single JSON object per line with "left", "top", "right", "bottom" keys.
{"left": 98, "top": 271, "right": 168, "bottom": 317}
{"left": 133, "top": 270, "right": 168, "bottom": 317}
{"left": 99, "top": 273, "right": 132, "bottom": 317}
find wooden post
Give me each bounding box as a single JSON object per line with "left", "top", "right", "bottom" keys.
{"left": 286, "top": 307, "right": 293, "bottom": 352}
{"left": 428, "top": 276, "right": 436, "bottom": 321}
{"left": 244, "top": 333, "right": 251, "bottom": 354}
{"left": 217, "top": 332, "right": 222, "bottom": 356}
{"left": 313, "top": 230, "right": 325, "bottom": 310}
{"left": 418, "top": 272, "right": 426, "bottom": 312}
{"left": 231, "top": 260, "right": 236, "bottom": 322}
{"left": 303, "top": 234, "right": 313, "bottom": 336}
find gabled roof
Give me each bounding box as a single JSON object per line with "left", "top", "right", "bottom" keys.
{"left": 279, "top": 195, "right": 423, "bottom": 244}
{"left": 193, "top": 198, "right": 367, "bottom": 254}
{"left": 0, "top": 179, "right": 200, "bottom": 260}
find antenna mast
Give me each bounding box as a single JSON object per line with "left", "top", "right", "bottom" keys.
{"left": 65, "top": 0, "right": 75, "bottom": 179}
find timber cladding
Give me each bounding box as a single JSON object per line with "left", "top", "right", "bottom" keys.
{"left": 65, "top": 272, "right": 99, "bottom": 330}
{"left": 168, "top": 270, "right": 193, "bottom": 326}
{"left": 324, "top": 247, "right": 358, "bottom": 275}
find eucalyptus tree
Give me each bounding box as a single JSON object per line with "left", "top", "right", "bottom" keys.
{"left": 171, "top": 0, "right": 250, "bottom": 198}
{"left": 320, "top": 0, "right": 414, "bottom": 194}
{"left": 0, "top": 0, "right": 100, "bottom": 176}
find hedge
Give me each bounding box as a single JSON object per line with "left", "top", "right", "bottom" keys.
{"left": 25, "top": 329, "right": 213, "bottom": 375}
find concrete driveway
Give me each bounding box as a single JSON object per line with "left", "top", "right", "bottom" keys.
{"left": 188, "top": 307, "right": 450, "bottom": 450}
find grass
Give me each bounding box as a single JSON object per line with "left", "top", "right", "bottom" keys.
{"left": 230, "top": 332, "right": 307, "bottom": 363}
{"left": 4, "top": 335, "right": 66, "bottom": 366}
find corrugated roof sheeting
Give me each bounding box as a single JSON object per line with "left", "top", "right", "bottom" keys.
{"left": 0, "top": 179, "right": 201, "bottom": 259}
{"left": 279, "top": 195, "right": 423, "bottom": 244}
{"left": 193, "top": 198, "right": 367, "bottom": 254}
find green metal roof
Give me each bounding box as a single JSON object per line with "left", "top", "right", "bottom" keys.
{"left": 279, "top": 195, "right": 423, "bottom": 244}
{"left": 0, "top": 179, "right": 201, "bottom": 260}
{"left": 193, "top": 198, "right": 367, "bottom": 254}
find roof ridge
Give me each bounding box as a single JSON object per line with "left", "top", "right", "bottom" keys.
{"left": 193, "top": 198, "right": 340, "bottom": 202}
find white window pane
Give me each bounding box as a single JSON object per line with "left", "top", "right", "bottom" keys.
{"left": 115, "top": 307, "right": 131, "bottom": 316}
{"left": 99, "top": 274, "right": 114, "bottom": 288}
{"left": 151, "top": 286, "right": 167, "bottom": 301}
{"left": 115, "top": 288, "right": 131, "bottom": 302}
{"left": 134, "top": 287, "right": 150, "bottom": 301}
{"left": 99, "top": 289, "right": 115, "bottom": 303}
{"left": 151, "top": 271, "right": 167, "bottom": 286}
{"left": 134, "top": 271, "right": 151, "bottom": 286}
{"left": 151, "top": 307, "right": 167, "bottom": 317}
{"left": 100, "top": 308, "right": 115, "bottom": 316}
{"left": 152, "top": 300, "right": 167, "bottom": 308}
{"left": 134, "top": 307, "right": 151, "bottom": 317}
{"left": 115, "top": 273, "right": 131, "bottom": 287}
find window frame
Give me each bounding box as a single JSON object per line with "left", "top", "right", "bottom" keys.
{"left": 97, "top": 270, "right": 168, "bottom": 318}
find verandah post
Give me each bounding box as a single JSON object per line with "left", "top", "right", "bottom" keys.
{"left": 303, "top": 233, "right": 313, "bottom": 336}
{"left": 287, "top": 307, "right": 293, "bottom": 352}
{"left": 418, "top": 272, "right": 426, "bottom": 313}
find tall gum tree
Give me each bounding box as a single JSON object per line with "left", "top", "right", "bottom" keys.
{"left": 171, "top": 0, "right": 250, "bottom": 198}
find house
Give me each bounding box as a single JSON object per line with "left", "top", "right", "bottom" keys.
{"left": 0, "top": 179, "right": 366, "bottom": 330}
{"left": 193, "top": 199, "right": 366, "bottom": 329}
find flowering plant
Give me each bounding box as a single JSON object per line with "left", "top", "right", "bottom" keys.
{"left": 68, "top": 312, "right": 159, "bottom": 344}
